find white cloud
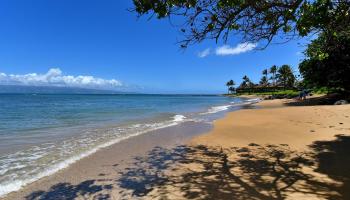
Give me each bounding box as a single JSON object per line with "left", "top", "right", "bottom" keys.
{"left": 0, "top": 68, "right": 123, "bottom": 90}
{"left": 197, "top": 48, "right": 211, "bottom": 58}
{"left": 215, "top": 42, "right": 257, "bottom": 56}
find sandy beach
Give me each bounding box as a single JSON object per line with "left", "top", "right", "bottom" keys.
{"left": 3, "top": 97, "right": 350, "bottom": 200}
{"left": 2, "top": 122, "right": 211, "bottom": 200}
{"left": 2, "top": 0, "right": 349, "bottom": 199}
{"left": 192, "top": 99, "right": 350, "bottom": 150}
{"left": 143, "top": 98, "right": 350, "bottom": 200}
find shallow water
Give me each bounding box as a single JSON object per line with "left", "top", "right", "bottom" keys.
{"left": 0, "top": 94, "right": 256, "bottom": 196}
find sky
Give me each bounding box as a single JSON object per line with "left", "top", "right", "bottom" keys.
{"left": 0, "top": 0, "right": 308, "bottom": 94}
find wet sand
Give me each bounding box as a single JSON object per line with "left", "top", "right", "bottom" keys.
{"left": 3, "top": 97, "right": 350, "bottom": 200}
{"left": 2, "top": 122, "right": 211, "bottom": 200}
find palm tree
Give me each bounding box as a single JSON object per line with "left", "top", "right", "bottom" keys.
{"left": 277, "top": 65, "right": 296, "bottom": 89}
{"left": 240, "top": 75, "right": 254, "bottom": 88}
{"left": 226, "top": 80, "right": 235, "bottom": 94}
{"left": 259, "top": 76, "right": 269, "bottom": 86}
{"left": 240, "top": 75, "right": 255, "bottom": 94}
{"left": 262, "top": 69, "right": 268, "bottom": 77}
{"left": 260, "top": 69, "right": 269, "bottom": 87}
{"left": 226, "top": 81, "right": 230, "bottom": 94}
{"left": 269, "top": 65, "right": 277, "bottom": 86}
{"left": 242, "top": 75, "right": 250, "bottom": 84}
{"left": 229, "top": 86, "right": 235, "bottom": 94}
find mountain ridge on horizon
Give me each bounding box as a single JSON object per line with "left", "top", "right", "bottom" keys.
{"left": 0, "top": 85, "right": 135, "bottom": 94}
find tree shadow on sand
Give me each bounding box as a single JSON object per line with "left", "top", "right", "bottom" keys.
{"left": 25, "top": 180, "right": 113, "bottom": 200}
{"left": 116, "top": 146, "right": 189, "bottom": 197}
{"left": 310, "top": 134, "right": 350, "bottom": 200}
{"left": 284, "top": 93, "right": 347, "bottom": 106}
{"left": 117, "top": 136, "right": 350, "bottom": 199}
{"left": 24, "top": 135, "right": 350, "bottom": 200}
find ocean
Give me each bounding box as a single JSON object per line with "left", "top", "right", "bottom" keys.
{"left": 0, "top": 94, "right": 257, "bottom": 196}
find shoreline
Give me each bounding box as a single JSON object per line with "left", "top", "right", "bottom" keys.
{"left": 1, "top": 96, "right": 256, "bottom": 199}
{"left": 3, "top": 97, "right": 350, "bottom": 199}
{"left": 0, "top": 116, "right": 189, "bottom": 198}
{"left": 191, "top": 99, "right": 350, "bottom": 150}
{"left": 2, "top": 120, "right": 215, "bottom": 200}
{"left": 138, "top": 97, "right": 350, "bottom": 199}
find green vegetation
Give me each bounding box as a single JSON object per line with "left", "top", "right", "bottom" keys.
{"left": 226, "top": 64, "right": 299, "bottom": 97}
{"left": 299, "top": 30, "right": 350, "bottom": 93}
{"left": 226, "top": 90, "right": 300, "bottom": 99}
{"left": 269, "top": 65, "right": 278, "bottom": 86}
{"left": 132, "top": 0, "right": 349, "bottom": 48}
{"left": 133, "top": 0, "right": 350, "bottom": 94}
{"left": 259, "top": 69, "right": 269, "bottom": 86}
{"left": 311, "top": 87, "right": 341, "bottom": 95}
{"left": 277, "top": 65, "right": 296, "bottom": 89}
{"left": 225, "top": 80, "right": 235, "bottom": 94}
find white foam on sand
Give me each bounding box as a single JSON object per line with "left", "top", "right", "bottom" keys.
{"left": 245, "top": 98, "right": 261, "bottom": 103}
{"left": 0, "top": 114, "right": 189, "bottom": 198}
{"left": 173, "top": 115, "right": 186, "bottom": 122}
{"left": 201, "top": 105, "right": 232, "bottom": 115}
{"left": 201, "top": 98, "right": 261, "bottom": 116}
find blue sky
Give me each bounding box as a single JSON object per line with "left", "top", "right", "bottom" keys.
{"left": 0, "top": 0, "right": 308, "bottom": 94}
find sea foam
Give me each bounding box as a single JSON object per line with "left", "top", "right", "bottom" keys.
{"left": 173, "top": 115, "right": 186, "bottom": 122}
{"left": 201, "top": 105, "right": 232, "bottom": 115}
{"left": 0, "top": 114, "right": 188, "bottom": 197}
{"left": 0, "top": 94, "right": 242, "bottom": 197}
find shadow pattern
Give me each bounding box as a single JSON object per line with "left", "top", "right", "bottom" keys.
{"left": 117, "top": 142, "right": 347, "bottom": 199}
{"left": 25, "top": 180, "right": 112, "bottom": 200}
{"left": 310, "top": 134, "right": 350, "bottom": 200}
{"left": 284, "top": 93, "right": 348, "bottom": 106}
{"left": 117, "top": 146, "right": 188, "bottom": 197}
{"left": 24, "top": 135, "right": 350, "bottom": 200}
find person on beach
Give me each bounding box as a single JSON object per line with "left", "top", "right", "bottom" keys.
{"left": 299, "top": 90, "right": 308, "bottom": 101}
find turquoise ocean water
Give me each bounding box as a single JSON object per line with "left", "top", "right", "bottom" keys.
{"left": 0, "top": 94, "right": 258, "bottom": 196}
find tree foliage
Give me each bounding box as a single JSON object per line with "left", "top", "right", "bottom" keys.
{"left": 259, "top": 76, "right": 269, "bottom": 86}
{"left": 277, "top": 64, "right": 296, "bottom": 88}
{"left": 269, "top": 65, "right": 278, "bottom": 86}
{"left": 229, "top": 86, "right": 236, "bottom": 93}
{"left": 239, "top": 75, "right": 254, "bottom": 88}
{"left": 260, "top": 69, "right": 269, "bottom": 86}
{"left": 299, "top": 30, "right": 350, "bottom": 91}
{"left": 297, "top": 1, "right": 350, "bottom": 92}
{"left": 133, "top": 0, "right": 350, "bottom": 92}
{"left": 132, "top": 0, "right": 350, "bottom": 48}
{"left": 226, "top": 79, "right": 235, "bottom": 94}
{"left": 262, "top": 69, "right": 268, "bottom": 77}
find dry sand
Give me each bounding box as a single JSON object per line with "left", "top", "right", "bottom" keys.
{"left": 3, "top": 97, "right": 350, "bottom": 200}
{"left": 192, "top": 100, "right": 350, "bottom": 150}
{"left": 143, "top": 97, "right": 350, "bottom": 200}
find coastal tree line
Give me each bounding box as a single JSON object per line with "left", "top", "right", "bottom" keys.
{"left": 132, "top": 0, "right": 350, "bottom": 95}
{"left": 225, "top": 64, "right": 296, "bottom": 94}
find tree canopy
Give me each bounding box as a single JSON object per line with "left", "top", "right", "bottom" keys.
{"left": 299, "top": 30, "right": 350, "bottom": 91}
{"left": 133, "top": 0, "right": 350, "bottom": 93}
{"left": 277, "top": 65, "right": 296, "bottom": 88}
{"left": 133, "top": 0, "right": 350, "bottom": 48}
